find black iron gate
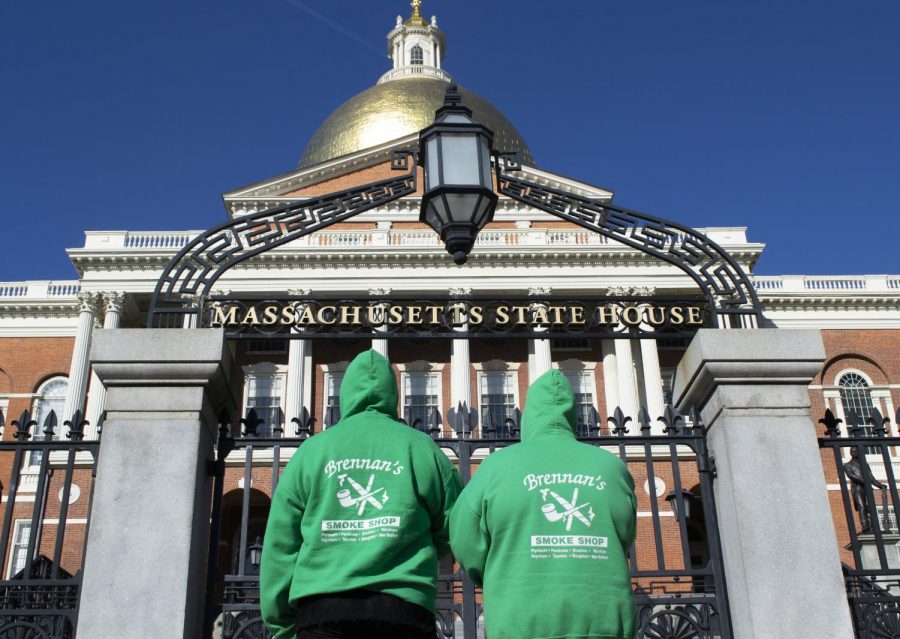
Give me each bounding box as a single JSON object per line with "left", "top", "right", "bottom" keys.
{"left": 0, "top": 410, "right": 100, "bottom": 638}
{"left": 204, "top": 403, "right": 731, "bottom": 639}
{"left": 820, "top": 408, "right": 900, "bottom": 638}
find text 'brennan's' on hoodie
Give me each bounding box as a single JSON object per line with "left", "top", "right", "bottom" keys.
{"left": 451, "top": 370, "right": 637, "bottom": 639}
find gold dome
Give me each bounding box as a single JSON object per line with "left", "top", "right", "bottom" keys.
{"left": 299, "top": 77, "right": 534, "bottom": 168}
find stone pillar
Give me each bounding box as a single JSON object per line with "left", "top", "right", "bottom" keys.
{"left": 62, "top": 292, "right": 99, "bottom": 423}
{"left": 614, "top": 339, "right": 640, "bottom": 419}
{"left": 78, "top": 329, "right": 232, "bottom": 639}
{"left": 84, "top": 292, "right": 125, "bottom": 437}
{"left": 601, "top": 341, "right": 620, "bottom": 416}
{"left": 369, "top": 288, "right": 391, "bottom": 359}
{"left": 639, "top": 339, "right": 666, "bottom": 433}
{"left": 673, "top": 329, "right": 854, "bottom": 639}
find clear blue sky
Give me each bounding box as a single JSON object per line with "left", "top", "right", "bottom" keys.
{"left": 1, "top": 0, "right": 897, "bottom": 280}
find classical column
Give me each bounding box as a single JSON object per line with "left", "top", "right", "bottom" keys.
{"left": 284, "top": 290, "right": 312, "bottom": 432}
{"left": 528, "top": 288, "right": 552, "bottom": 384}
{"left": 369, "top": 288, "right": 391, "bottom": 359}
{"left": 79, "top": 329, "right": 232, "bottom": 639}
{"left": 601, "top": 341, "right": 620, "bottom": 417}
{"left": 449, "top": 288, "right": 472, "bottom": 424}
{"left": 614, "top": 339, "right": 640, "bottom": 421}
{"left": 84, "top": 292, "right": 125, "bottom": 437}
{"left": 639, "top": 339, "right": 666, "bottom": 433}
{"left": 674, "top": 329, "right": 853, "bottom": 638}
{"left": 62, "top": 292, "right": 99, "bottom": 423}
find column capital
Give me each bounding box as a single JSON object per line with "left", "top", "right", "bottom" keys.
{"left": 100, "top": 292, "right": 126, "bottom": 315}
{"left": 76, "top": 291, "right": 101, "bottom": 315}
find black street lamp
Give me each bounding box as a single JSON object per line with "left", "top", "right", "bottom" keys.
{"left": 247, "top": 536, "right": 263, "bottom": 572}
{"left": 419, "top": 84, "right": 498, "bottom": 265}
{"left": 665, "top": 488, "right": 696, "bottom": 521}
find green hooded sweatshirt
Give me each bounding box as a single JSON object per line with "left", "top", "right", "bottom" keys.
{"left": 260, "top": 350, "right": 463, "bottom": 638}
{"left": 450, "top": 370, "right": 637, "bottom": 639}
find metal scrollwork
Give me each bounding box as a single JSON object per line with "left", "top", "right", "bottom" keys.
{"left": 149, "top": 152, "right": 418, "bottom": 327}
{"left": 638, "top": 606, "right": 710, "bottom": 639}
{"left": 868, "top": 607, "right": 900, "bottom": 638}
{"left": 221, "top": 612, "right": 273, "bottom": 639}
{"left": 496, "top": 162, "right": 763, "bottom": 329}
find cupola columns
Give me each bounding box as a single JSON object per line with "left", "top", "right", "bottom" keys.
{"left": 379, "top": 1, "right": 450, "bottom": 85}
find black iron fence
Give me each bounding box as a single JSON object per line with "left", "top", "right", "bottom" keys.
{"left": 205, "top": 405, "right": 732, "bottom": 639}
{"left": 820, "top": 408, "right": 900, "bottom": 638}
{"left": 0, "top": 409, "right": 100, "bottom": 639}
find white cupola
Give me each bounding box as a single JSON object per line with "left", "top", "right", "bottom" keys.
{"left": 378, "top": 0, "right": 451, "bottom": 85}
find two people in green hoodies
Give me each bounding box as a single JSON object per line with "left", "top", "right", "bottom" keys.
{"left": 261, "top": 349, "right": 637, "bottom": 639}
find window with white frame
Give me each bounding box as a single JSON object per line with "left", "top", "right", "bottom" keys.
{"left": 243, "top": 366, "right": 285, "bottom": 436}
{"left": 410, "top": 44, "right": 424, "bottom": 65}
{"left": 839, "top": 372, "right": 878, "bottom": 429}
{"left": 562, "top": 369, "right": 597, "bottom": 436}
{"left": 479, "top": 371, "right": 517, "bottom": 436}
{"left": 876, "top": 505, "right": 900, "bottom": 534}
{"left": 28, "top": 377, "right": 68, "bottom": 468}
{"left": 323, "top": 372, "right": 344, "bottom": 428}
{"left": 403, "top": 371, "right": 440, "bottom": 432}
{"left": 6, "top": 521, "right": 32, "bottom": 579}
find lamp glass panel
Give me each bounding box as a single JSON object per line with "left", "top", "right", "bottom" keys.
{"left": 473, "top": 195, "right": 493, "bottom": 229}
{"left": 440, "top": 134, "right": 481, "bottom": 186}
{"left": 443, "top": 193, "right": 480, "bottom": 224}
{"left": 479, "top": 138, "right": 492, "bottom": 185}
{"left": 426, "top": 136, "right": 440, "bottom": 191}
{"left": 441, "top": 113, "right": 476, "bottom": 124}
{"left": 425, "top": 196, "right": 450, "bottom": 229}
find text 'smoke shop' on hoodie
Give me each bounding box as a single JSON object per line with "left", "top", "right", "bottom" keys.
{"left": 451, "top": 370, "right": 638, "bottom": 639}
{"left": 260, "top": 350, "right": 463, "bottom": 638}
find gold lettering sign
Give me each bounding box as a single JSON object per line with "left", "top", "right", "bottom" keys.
{"left": 207, "top": 300, "right": 708, "bottom": 335}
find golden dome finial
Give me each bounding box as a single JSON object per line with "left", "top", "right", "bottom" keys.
{"left": 405, "top": 0, "right": 428, "bottom": 27}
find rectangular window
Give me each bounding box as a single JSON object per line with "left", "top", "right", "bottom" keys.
{"left": 246, "top": 339, "right": 288, "bottom": 354}
{"left": 562, "top": 371, "right": 597, "bottom": 436}
{"left": 7, "top": 521, "right": 32, "bottom": 579}
{"left": 246, "top": 374, "right": 284, "bottom": 436}
{"left": 480, "top": 372, "right": 517, "bottom": 437}
{"left": 876, "top": 505, "right": 900, "bottom": 534}
{"left": 403, "top": 372, "right": 440, "bottom": 432}
{"left": 324, "top": 373, "right": 343, "bottom": 428}
{"left": 551, "top": 338, "right": 591, "bottom": 351}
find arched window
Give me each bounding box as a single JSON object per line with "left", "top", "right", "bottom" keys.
{"left": 34, "top": 378, "right": 68, "bottom": 428}
{"left": 28, "top": 377, "right": 68, "bottom": 467}
{"left": 839, "top": 372, "right": 877, "bottom": 427}
{"left": 410, "top": 44, "right": 424, "bottom": 66}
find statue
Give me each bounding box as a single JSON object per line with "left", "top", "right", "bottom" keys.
{"left": 845, "top": 447, "right": 888, "bottom": 534}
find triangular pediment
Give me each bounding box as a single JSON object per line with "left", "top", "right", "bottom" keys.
{"left": 222, "top": 135, "right": 613, "bottom": 219}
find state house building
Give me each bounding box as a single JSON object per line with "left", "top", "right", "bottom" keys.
{"left": 1, "top": 4, "right": 899, "bottom": 639}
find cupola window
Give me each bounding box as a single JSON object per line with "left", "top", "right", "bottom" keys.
{"left": 410, "top": 45, "right": 424, "bottom": 66}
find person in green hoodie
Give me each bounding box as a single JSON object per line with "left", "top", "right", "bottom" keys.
{"left": 261, "top": 350, "right": 463, "bottom": 639}
{"left": 450, "top": 370, "right": 637, "bottom": 639}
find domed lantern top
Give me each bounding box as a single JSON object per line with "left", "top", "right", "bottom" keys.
{"left": 419, "top": 85, "right": 498, "bottom": 265}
